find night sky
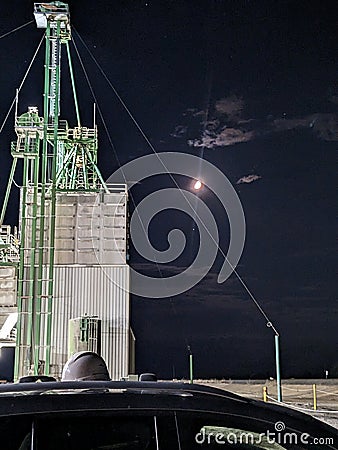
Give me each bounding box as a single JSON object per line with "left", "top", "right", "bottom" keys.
{"left": 0, "top": 1, "right": 337, "bottom": 379}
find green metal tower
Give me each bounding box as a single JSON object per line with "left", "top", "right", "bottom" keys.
{"left": 1, "top": 2, "right": 110, "bottom": 379}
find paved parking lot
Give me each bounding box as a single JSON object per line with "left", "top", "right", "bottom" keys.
{"left": 176, "top": 379, "right": 338, "bottom": 429}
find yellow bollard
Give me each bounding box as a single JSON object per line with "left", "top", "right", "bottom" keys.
{"left": 313, "top": 384, "right": 317, "bottom": 410}
{"left": 263, "top": 386, "right": 268, "bottom": 402}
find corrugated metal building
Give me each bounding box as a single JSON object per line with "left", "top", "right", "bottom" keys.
{"left": 17, "top": 184, "right": 133, "bottom": 380}
{"left": 51, "top": 265, "right": 130, "bottom": 380}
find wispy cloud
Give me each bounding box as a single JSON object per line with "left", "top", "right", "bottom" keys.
{"left": 214, "top": 95, "right": 244, "bottom": 120}
{"left": 236, "top": 174, "right": 262, "bottom": 184}
{"left": 188, "top": 128, "right": 255, "bottom": 148}
{"left": 172, "top": 95, "right": 338, "bottom": 148}
{"left": 170, "top": 125, "right": 187, "bottom": 138}
{"left": 272, "top": 113, "right": 338, "bottom": 141}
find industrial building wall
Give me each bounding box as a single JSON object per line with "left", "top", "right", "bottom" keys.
{"left": 23, "top": 189, "right": 128, "bottom": 265}
{"left": 51, "top": 265, "right": 130, "bottom": 380}
{"left": 0, "top": 265, "right": 17, "bottom": 349}
{"left": 15, "top": 187, "right": 131, "bottom": 380}
{"left": 54, "top": 190, "right": 127, "bottom": 265}
{"left": 0, "top": 265, "right": 17, "bottom": 381}
{"left": 0, "top": 266, "right": 17, "bottom": 308}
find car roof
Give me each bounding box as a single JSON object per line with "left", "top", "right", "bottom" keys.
{"left": 0, "top": 380, "right": 245, "bottom": 397}
{"left": 0, "top": 380, "right": 335, "bottom": 433}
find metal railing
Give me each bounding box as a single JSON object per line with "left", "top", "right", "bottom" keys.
{"left": 0, "top": 225, "right": 20, "bottom": 263}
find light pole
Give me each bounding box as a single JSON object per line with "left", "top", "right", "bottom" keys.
{"left": 240, "top": 284, "right": 283, "bottom": 402}
{"left": 187, "top": 345, "right": 194, "bottom": 384}
{"left": 267, "top": 322, "right": 282, "bottom": 402}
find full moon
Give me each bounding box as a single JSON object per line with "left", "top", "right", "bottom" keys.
{"left": 194, "top": 180, "right": 202, "bottom": 190}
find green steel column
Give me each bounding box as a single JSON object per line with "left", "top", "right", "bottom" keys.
{"left": 85, "top": 147, "right": 110, "bottom": 193}
{"left": 275, "top": 334, "right": 282, "bottom": 402}
{"left": 35, "top": 21, "right": 51, "bottom": 375}
{"left": 29, "top": 151, "right": 41, "bottom": 375}
{"left": 55, "top": 146, "right": 73, "bottom": 186}
{"left": 66, "top": 42, "right": 81, "bottom": 127}
{"left": 0, "top": 159, "right": 17, "bottom": 225}
{"left": 26, "top": 155, "right": 40, "bottom": 375}
{"left": 81, "top": 145, "right": 88, "bottom": 189}
{"left": 45, "top": 20, "right": 62, "bottom": 374}
{"left": 14, "top": 158, "right": 29, "bottom": 381}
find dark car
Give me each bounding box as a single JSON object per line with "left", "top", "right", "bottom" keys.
{"left": 0, "top": 380, "right": 336, "bottom": 449}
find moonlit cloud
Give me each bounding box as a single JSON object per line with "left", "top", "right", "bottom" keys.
{"left": 170, "top": 125, "right": 187, "bottom": 138}
{"left": 214, "top": 95, "right": 244, "bottom": 120}
{"left": 173, "top": 95, "right": 338, "bottom": 148}
{"left": 272, "top": 113, "right": 338, "bottom": 141}
{"left": 188, "top": 128, "right": 255, "bottom": 148}
{"left": 309, "top": 113, "right": 338, "bottom": 141}
{"left": 236, "top": 174, "right": 262, "bottom": 184}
